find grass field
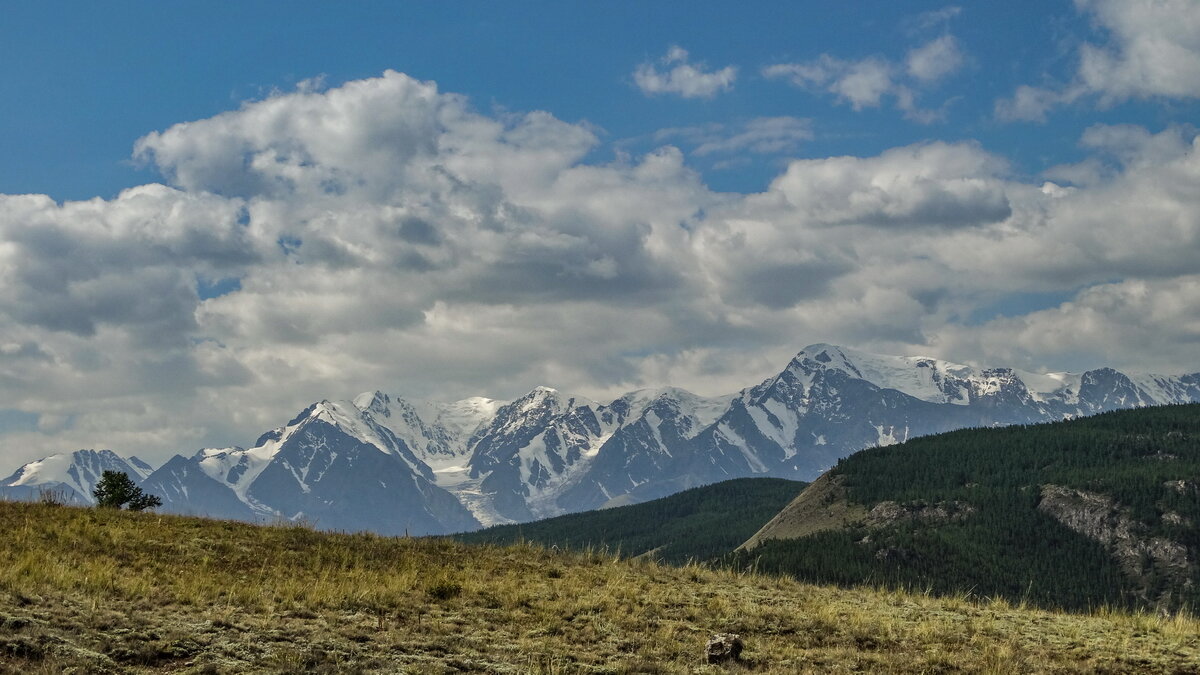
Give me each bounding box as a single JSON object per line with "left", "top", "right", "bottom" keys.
{"left": 1, "top": 501, "right": 1198, "bottom": 673}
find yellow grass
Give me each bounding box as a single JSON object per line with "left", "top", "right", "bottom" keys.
{"left": 0, "top": 501, "right": 1197, "bottom": 673}
{"left": 740, "top": 473, "right": 867, "bottom": 550}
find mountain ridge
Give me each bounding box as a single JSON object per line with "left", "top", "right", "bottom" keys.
{"left": 3, "top": 343, "right": 1198, "bottom": 534}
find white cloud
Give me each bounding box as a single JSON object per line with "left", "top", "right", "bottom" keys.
{"left": 1046, "top": 123, "right": 1194, "bottom": 185}
{"left": 764, "top": 56, "right": 895, "bottom": 110}
{"left": 907, "top": 35, "right": 965, "bottom": 83}
{"left": 763, "top": 141, "right": 1011, "bottom": 228}
{"left": 1077, "top": 0, "right": 1200, "bottom": 101}
{"left": 905, "top": 6, "right": 963, "bottom": 34}
{"left": 1078, "top": 122, "right": 1195, "bottom": 167}
{"left": 633, "top": 46, "right": 737, "bottom": 99}
{"left": 995, "top": 85, "right": 1084, "bottom": 124}
{"left": 0, "top": 71, "right": 1198, "bottom": 473}
{"left": 695, "top": 117, "right": 812, "bottom": 156}
{"left": 933, "top": 276, "right": 1200, "bottom": 373}
{"left": 653, "top": 117, "right": 813, "bottom": 157}
{"left": 997, "top": 0, "right": 1200, "bottom": 121}
{"left": 764, "top": 34, "right": 964, "bottom": 123}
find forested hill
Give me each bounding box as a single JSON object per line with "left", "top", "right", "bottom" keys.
{"left": 734, "top": 404, "right": 1200, "bottom": 613}
{"left": 453, "top": 477, "right": 805, "bottom": 564}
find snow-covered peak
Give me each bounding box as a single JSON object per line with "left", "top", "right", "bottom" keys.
{"left": 127, "top": 456, "right": 155, "bottom": 477}
{"left": 0, "top": 449, "right": 148, "bottom": 502}
{"left": 192, "top": 446, "right": 245, "bottom": 461}
{"left": 468, "top": 387, "right": 595, "bottom": 448}
{"left": 613, "top": 386, "right": 733, "bottom": 432}
{"left": 1125, "top": 372, "right": 1192, "bottom": 406}
{"left": 791, "top": 344, "right": 973, "bottom": 403}
{"left": 353, "top": 390, "right": 392, "bottom": 416}
{"left": 791, "top": 344, "right": 1060, "bottom": 405}
{"left": 511, "top": 386, "right": 598, "bottom": 416}
{"left": 309, "top": 399, "right": 366, "bottom": 430}
{"left": 352, "top": 392, "right": 509, "bottom": 470}
{"left": 787, "top": 343, "right": 1200, "bottom": 408}
{"left": 615, "top": 386, "right": 690, "bottom": 408}
{"left": 193, "top": 399, "right": 368, "bottom": 508}
{"left": 1013, "top": 370, "right": 1082, "bottom": 402}
{"left": 421, "top": 396, "right": 506, "bottom": 440}
{"left": 523, "top": 385, "right": 563, "bottom": 404}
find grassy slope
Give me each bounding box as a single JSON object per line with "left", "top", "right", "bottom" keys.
{"left": 740, "top": 473, "right": 865, "bottom": 550}
{"left": 455, "top": 477, "right": 806, "bottom": 564}
{"left": 1, "top": 502, "right": 1198, "bottom": 673}
{"left": 736, "top": 404, "right": 1200, "bottom": 612}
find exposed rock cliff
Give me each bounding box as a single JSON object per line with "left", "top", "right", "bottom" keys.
{"left": 1037, "top": 484, "right": 1194, "bottom": 611}
{"left": 865, "top": 500, "right": 976, "bottom": 527}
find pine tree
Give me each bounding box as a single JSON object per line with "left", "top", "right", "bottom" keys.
{"left": 93, "top": 471, "right": 162, "bottom": 511}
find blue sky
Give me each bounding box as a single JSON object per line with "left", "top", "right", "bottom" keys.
{"left": 6, "top": 1, "right": 1191, "bottom": 198}
{"left": 1, "top": 1, "right": 1199, "bottom": 468}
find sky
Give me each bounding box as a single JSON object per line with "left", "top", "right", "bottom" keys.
{"left": 2, "top": 0, "right": 1200, "bottom": 471}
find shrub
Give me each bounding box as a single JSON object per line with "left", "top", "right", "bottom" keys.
{"left": 37, "top": 486, "right": 69, "bottom": 506}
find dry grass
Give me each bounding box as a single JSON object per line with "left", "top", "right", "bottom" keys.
{"left": 0, "top": 501, "right": 1197, "bottom": 673}
{"left": 740, "top": 473, "right": 867, "bottom": 550}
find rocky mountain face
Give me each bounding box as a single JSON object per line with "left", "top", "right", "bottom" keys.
{"left": 4, "top": 344, "right": 1198, "bottom": 534}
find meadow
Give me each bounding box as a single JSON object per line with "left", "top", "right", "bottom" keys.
{"left": 1, "top": 501, "right": 1197, "bottom": 673}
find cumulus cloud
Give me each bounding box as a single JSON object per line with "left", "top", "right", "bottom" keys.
{"left": 0, "top": 70, "right": 1198, "bottom": 472}
{"left": 1077, "top": 0, "right": 1200, "bottom": 101}
{"left": 633, "top": 46, "right": 737, "bottom": 99}
{"left": 933, "top": 276, "right": 1200, "bottom": 373}
{"left": 764, "top": 34, "right": 964, "bottom": 122}
{"left": 1047, "top": 123, "right": 1196, "bottom": 185}
{"left": 762, "top": 141, "right": 1011, "bottom": 228}
{"left": 997, "top": 0, "right": 1200, "bottom": 121}
{"left": 0, "top": 186, "right": 254, "bottom": 340}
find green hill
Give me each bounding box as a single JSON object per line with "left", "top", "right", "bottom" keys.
{"left": 455, "top": 477, "right": 805, "bottom": 564}
{"left": 734, "top": 404, "right": 1200, "bottom": 613}
{"left": 2, "top": 501, "right": 1199, "bottom": 673}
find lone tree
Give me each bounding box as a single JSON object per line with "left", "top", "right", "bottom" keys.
{"left": 93, "top": 470, "right": 162, "bottom": 511}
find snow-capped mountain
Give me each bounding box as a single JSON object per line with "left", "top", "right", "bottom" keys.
{"left": 4, "top": 344, "right": 1198, "bottom": 534}
{"left": 550, "top": 387, "right": 733, "bottom": 511}
{"left": 352, "top": 391, "right": 504, "bottom": 471}
{"left": 687, "top": 344, "right": 1200, "bottom": 483}
{"left": 465, "top": 386, "right": 614, "bottom": 522}
{"left": 470, "top": 386, "right": 736, "bottom": 520}
{"left": 0, "top": 449, "right": 153, "bottom": 504}
{"left": 143, "top": 398, "right": 480, "bottom": 535}
{"left": 140, "top": 384, "right": 735, "bottom": 530}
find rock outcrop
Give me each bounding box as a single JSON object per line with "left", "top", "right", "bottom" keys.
{"left": 1037, "top": 484, "right": 1194, "bottom": 609}
{"left": 865, "top": 500, "right": 976, "bottom": 527}
{"left": 704, "top": 633, "right": 744, "bottom": 664}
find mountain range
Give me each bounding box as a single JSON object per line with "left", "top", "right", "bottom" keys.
{"left": 3, "top": 343, "right": 1198, "bottom": 535}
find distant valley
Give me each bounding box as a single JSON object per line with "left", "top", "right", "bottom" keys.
{"left": 455, "top": 477, "right": 806, "bottom": 564}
